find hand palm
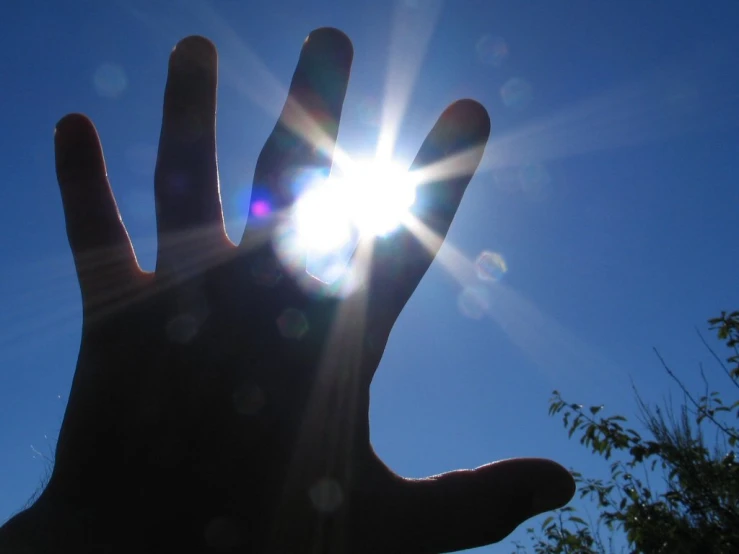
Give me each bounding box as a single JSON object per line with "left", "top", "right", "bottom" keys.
{"left": 44, "top": 28, "right": 574, "bottom": 553}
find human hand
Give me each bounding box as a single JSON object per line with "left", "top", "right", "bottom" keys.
{"left": 11, "top": 28, "right": 573, "bottom": 553}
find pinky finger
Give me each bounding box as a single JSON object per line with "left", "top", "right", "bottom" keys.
{"left": 55, "top": 114, "right": 140, "bottom": 316}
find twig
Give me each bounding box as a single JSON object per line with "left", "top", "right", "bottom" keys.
{"left": 695, "top": 327, "right": 739, "bottom": 391}
{"left": 653, "top": 348, "right": 739, "bottom": 443}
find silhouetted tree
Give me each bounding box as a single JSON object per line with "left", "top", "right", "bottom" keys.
{"left": 512, "top": 311, "right": 739, "bottom": 554}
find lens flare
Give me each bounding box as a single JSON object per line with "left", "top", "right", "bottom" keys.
{"left": 458, "top": 285, "right": 491, "bottom": 319}
{"left": 501, "top": 77, "right": 533, "bottom": 109}
{"left": 344, "top": 160, "right": 417, "bottom": 237}
{"left": 294, "top": 183, "right": 355, "bottom": 253}
{"left": 251, "top": 199, "right": 271, "bottom": 218}
{"left": 475, "top": 251, "right": 508, "bottom": 282}
{"left": 292, "top": 159, "right": 417, "bottom": 249}
{"left": 276, "top": 308, "right": 309, "bottom": 339}
{"left": 476, "top": 35, "right": 508, "bottom": 67}
{"left": 93, "top": 62, "right": 128, "bottom": 99}
{"left": 286, "top": 159, "right": 417, "bottom": 286}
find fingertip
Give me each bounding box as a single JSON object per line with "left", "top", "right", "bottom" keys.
{"left": 304, "top": 27, "right": 354, "bottom": 64}
{"left": 444, "top": 99, "right": 491, "bottom": 139}
{"left": 306, "top": 27, "right": 352, "bottom": 48}
{"left": 173, "top": 35, "right": 217, "bottom": 54}
{"left": 54, "top": 113, "right": 105, "bottom": 182}
{"left": 170, "top": 35, "right": 218, "bottom": 68}
{"left": 380, "top": 457, "right": 577, "bottom": 551}
{"left": 530, "top": 461, "right": 576, "bottom": 515}
{"left": 55, "top": 113, "right": 97, "bottom": 141}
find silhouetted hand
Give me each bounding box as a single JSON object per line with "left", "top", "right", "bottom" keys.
{"left": 2, "top": 28, "right": 574, "bottom": 553}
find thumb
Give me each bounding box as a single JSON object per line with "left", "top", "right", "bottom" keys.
{"left": 356, "top": 458, "right": 575, "bottom": 553}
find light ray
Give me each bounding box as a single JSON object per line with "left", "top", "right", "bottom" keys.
{"left": 484, "top": 282, "right": 625, "bottom": 387}
{"left": 277, "top": 97, "right": 354, "bottom": 173}
{"left": 396, "top": 214, "right": 623, "bottom": 385}
{"left": 477, "top": 43, "right": 738, "bottom": 175}
{"left": 480, "top": 81, "right": 664, "bottom": 172}
{"left": 187, "top": 0, "right": 356, "bottom": 173}
{"left": 271, "top": 243, "right": 373, "bottom": 552}
{"left": 409, "top": 145, "right": 488, "bottom": 187}
{"left": 376, "top": 0, "right": 443, "bottom": 161}
{"left": 400, "top": 213, "right": 473, "bottom": 285}
{"left": 121, "top": 0, "right": 355, "bottom": 174}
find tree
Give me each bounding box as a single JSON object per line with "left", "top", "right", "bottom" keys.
{"left": 512, "top": 311, "right": 739, "bottom": 554}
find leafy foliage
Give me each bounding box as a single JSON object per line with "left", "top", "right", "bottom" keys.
{"left": 512, "top": 313, "right": 739, "bottom": 554}
{"left": 708, "top": 310, "right": 739, "bottom": 380}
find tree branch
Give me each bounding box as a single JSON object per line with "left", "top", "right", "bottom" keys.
{"left": 653, "top": 348, "right": 739, "bottom": 443}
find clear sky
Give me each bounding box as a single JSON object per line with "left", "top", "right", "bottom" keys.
{"left": 1, "top": 1, "right": 738, "bottom": 551}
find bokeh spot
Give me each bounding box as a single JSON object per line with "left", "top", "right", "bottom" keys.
{"left": 519, "top": 162, "right": 551, "bottom": 200}
{"left": 251, "top": 254, "right": 282, "bottom": 287}
{"left": 93, "top": 63, "right": 128, "bottom": 99}
{"left": 458, "top": 286, "right": 491, "bottom": 320}
{"left": 204, "top": 516, "right": 242, "bottom": 550}
{"left": 476, "top": 35, "right": 508, "bottom": 66}
{"left": 475, "top": 251, "right": 508, "bottom": 282}
{"left": 166, "top": 313, "right": 199, "bottom": 343}
{"left": 232, "top": 383, "right": 266, "bottom": 416}
{"left": 309, "top": 478, "right": 343, "bottom": 513}
{"left": 501, "top": 77, "right": 533, "bottom": 109}
{"left": 277, "top": 308, "right": 309, "bottom": 339}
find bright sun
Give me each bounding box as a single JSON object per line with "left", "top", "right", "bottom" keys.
{"left": 293, "top": 160, "right": 418, "bottom": 253}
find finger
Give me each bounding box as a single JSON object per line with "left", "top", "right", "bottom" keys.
{"left": 365, "top": 99, "right": 490, "bottom": 328}
{"left": 155, "top": 35, "right": 226, "bottom": 274}
{"left": 241, "top": 27, "right": 353, "bottom": 244}
{"left": 55, "top": 113, "right": 139, "bottom": 313}
{"left": 354, "top": 458, "right": 575, "bottom": 553}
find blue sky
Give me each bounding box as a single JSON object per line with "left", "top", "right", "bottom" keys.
{"left": 1, "top": 0, "right": 738, "bottom": 551}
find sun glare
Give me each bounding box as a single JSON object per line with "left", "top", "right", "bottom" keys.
{"left": 294, "top": 183, "right": 354, "bottom": 253}
{"left": 293, "top": 159, "right": 417, "bottom": 253}
{"left": 345, "top": 160, "right": 418, "bottom": 237}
